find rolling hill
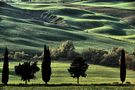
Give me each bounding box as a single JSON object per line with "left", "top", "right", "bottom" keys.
{"left": 0, "top": 1, "right": 135, "bottom": 52}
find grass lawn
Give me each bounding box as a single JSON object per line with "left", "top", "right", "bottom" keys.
{"left": 0, "top": 61, "right": 135, "bottom": 90}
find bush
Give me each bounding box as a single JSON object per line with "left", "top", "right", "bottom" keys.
{"left": 125, "top": 54, "right": 135, "bottom": 70}
{"left": 81, "top": 48, "right": 107, "bottom": 64}
{"left": 33, "top": 54, "right": 39, "bottom": 61}
{"left": 100, "top": 47, "right": 123, "bottom": 67}
{"left": 51, "top": 40, "right": 79, "bottom": 60}
{"left": 14, "top": 51, "right": 29, "bottom": 60}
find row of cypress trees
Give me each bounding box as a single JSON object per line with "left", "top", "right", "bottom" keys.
{"left": 1, "top": 46, "right": 126, "bottom": 85}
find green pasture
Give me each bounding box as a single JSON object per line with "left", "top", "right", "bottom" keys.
{"left": 0, "top": 61, "right": 135, "bottom": 89}
{"left": 0, "top": 61, "right": 135, "bottom": 84}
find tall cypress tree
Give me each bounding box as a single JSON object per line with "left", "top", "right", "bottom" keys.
{"left": 2, "top": 47, "right": 9, "bottom": 85}
{"left": 120, "top": 49, "right": 126, "bottom": 84}
{"left": 41, "top": 45, "right": 52, "bottom": 85}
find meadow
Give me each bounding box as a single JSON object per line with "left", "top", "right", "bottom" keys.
{"left": 0, "top": 61, "right": 135, "bottom": 89}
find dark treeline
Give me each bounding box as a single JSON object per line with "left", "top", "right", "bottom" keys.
{"left": 0, "top": 40, "right": 135, "bottom": 70}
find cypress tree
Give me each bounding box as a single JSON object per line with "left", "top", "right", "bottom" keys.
{"left": 120, "top": 49, "right": 126, "bottom": 84}
{"left": 2, "top": 48, "right": 9, "bottom": 85}
{"left": 41, "top": 45, "right": 52, "bottom": 85}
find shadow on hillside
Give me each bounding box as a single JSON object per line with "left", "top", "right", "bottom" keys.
{"left": 0, "top": 83, "right": 134, "bottom": 87}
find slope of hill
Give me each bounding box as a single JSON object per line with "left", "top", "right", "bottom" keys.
{"left": 0, "top": 1, "right": 135, "bottom": 52}
{"left": 73, "top": 1, "right": 135, "bottom": 10}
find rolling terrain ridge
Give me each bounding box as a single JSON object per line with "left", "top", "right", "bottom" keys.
{"left": 0, "top": 1, "right": 135, "bottom": 52}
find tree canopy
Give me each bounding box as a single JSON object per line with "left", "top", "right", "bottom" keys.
{"left": 15, "top": 61, "right": 40, "bottom": 84}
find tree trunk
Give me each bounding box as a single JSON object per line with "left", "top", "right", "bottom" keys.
{"left": 77, "top": 77, "right": 79, "bottom": 85}
{"left": 4, "top": 82, "right": 7, "bottom": 85}
{"left": 122, "top": 81, "right": 124, "bottom": 85}
{"left": 45, "top": 82, "right": 48, "bottom": 85}
{"left": 25, "top": 80, "right": 27, "bottom": 85}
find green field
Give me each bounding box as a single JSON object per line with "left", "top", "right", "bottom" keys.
{"left": 0, "top": 61, "right": 135, "bottom": 89}
{"left": 0, "top": 1, "right": 135, "bottom": 52}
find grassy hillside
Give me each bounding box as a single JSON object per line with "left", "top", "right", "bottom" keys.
{"left": 73, "top": 1, "right": 135, "bottom": 10}
{"left": 0, "top": 1, "right": 135, "bottom": 52}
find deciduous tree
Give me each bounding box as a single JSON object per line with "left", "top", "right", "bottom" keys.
{"left": 68, "top": 57, "right": 89, "bottom": 84}
{"left": 15, "top": 61, "right": 39, "bottom": 84}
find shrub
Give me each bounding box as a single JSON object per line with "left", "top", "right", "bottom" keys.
{"left": 81, "top": 48, "right": 107, "bottom": 64}
{"left": 100, "top": 47, "right": 123, "bottom": 67}
{"left": 14, "top": 51, "right": 29, "bottom": 60}
{"left": 51, "top": 40, "right": 79, "bottom": 60}
{"left": 125, "top": 54, "right": 135, "bottom": 70}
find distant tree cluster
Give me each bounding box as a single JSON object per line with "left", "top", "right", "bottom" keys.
{"left": 81, "top": 48, "right": 108, "bottom": 64}
{"left": 0, "top": 41, "right": 135, "bottom": 70}
{"left": 81, "top": 47, "right": 135, "bottom": 70}
{"left": 51, "top": 40, "right": 79, "bottom": 60}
